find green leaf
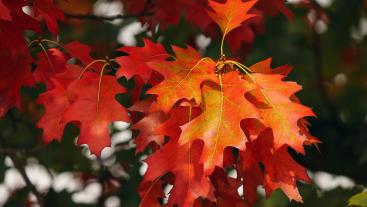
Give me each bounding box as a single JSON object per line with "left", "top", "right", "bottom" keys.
{"left": 349, "top": 192, "right": 367, "bottom": 207}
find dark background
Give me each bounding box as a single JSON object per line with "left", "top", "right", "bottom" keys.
{"left": 0, "top": 0, "right": 366, "bottom": 206}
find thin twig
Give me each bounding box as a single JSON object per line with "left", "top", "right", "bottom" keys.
{"left": 311, "top": 21, "right": 346, "bottom": 136}
{"left": 64, "top": 12, "right": 153, "bottom": 21}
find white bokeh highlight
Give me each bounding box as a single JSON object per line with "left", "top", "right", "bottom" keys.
{"left": 117, "top": 22, "right": 147, "bottom": 46}
{"left": 312, "top": 171, "right": 355, "bottom": 191}
{"left": 93, "top": 0, "right": 123, "bottom": 25}
{"left": 72, "top": 182, "right": 102, "bottom": 204}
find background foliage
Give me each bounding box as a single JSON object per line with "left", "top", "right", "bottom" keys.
{"left": 0, "top": 0, "right": 367, "bottom": 206}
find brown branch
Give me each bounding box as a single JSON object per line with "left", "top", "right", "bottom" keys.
{"left": 0, "top": 146, "right": 42, "bottom": 154}
{"left": 8, "top": 153, "right": 45, "bottom": 207}
{"left": 310, "top": 6, "right": 346, "bottom": 136}
{"left": 64, "top": 12, "right": 153, "bottom": 21}
{"left": 0, "top": 135, "right": 45, "bottom": 206}
{"left": 97, "top": 158, "right": 108, "bottom": 207}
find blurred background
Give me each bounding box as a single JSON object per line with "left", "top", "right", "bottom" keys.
{"left": 0, "top": 0, "right": 367, "bottom": 206}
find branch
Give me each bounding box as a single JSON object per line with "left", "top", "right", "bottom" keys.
{"left": 64, "top": 12, "right": 153, "bottom": 21}
{"left": 8, "top": 153, "right": 45, "bottom": 207}
{"left": 310, "top": 13, "right": 346, "bottom": 136}
{"left": 0, "top": 135, "right": 45, "bottom": 206}
{"left": 97, "top": 158, "right": 108, "bottom": 207}
{"left": 0, "top": 146, "right": 42, "bottom": 154}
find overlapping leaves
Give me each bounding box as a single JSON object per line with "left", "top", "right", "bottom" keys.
{"left": 131, "top": 42, "right": 316, "bottom": 206}
{"left": 0, "top": 0, "right": 319, "bottom": 206}
{"left": 117, "top": 0, "right": 318, "bottom": 206}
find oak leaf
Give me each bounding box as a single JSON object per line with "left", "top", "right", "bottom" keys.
{"left": 32, "top": 0, "right": 65, "bottom": 34}
{"left": 132, "top": 111, "right": 167, "bottom": 153}
{"left": 239, "top": 128, "right": 310, "bottom": 203}
{"left": 34, "top": 48, "right": 67, "bottom": 88}
{"left": 143, "top": 139, "right": 212, "bottom": 207}
{"left": 138, "top": 179, "right": 165, "bottom": 207}
{"left": 37, "top": 64, "right": 82, "bottom": 143}
{"left": 116, "top": 39, "right": 169, "bottom": 83}
{"left": 247, "top": 73, "right": 315, "bottom": 153}
{"left": 210, "top": 167, "right": 246, "bottom": 207}
{"left": 250, "top": 58, "right": 292, "bottom": 75}
{"left": 62, "top": 71, "right": 129, "bottom": 155}
{"left": 155, "top": 106, "right": 201, "bottom": 139}
{"left": 0, "top": 46, "right": 34, "bottom": 117}
{"left": 147, "top": 45, "right": 217, "bottom": 113}
{"left": 207, "top": 0, "right": 257, "bottom": 37}
{"left": 37, "top": 78, "right": 75, "bottom": 143}
{"left": 64, "top": 41, "right": 94, "bottom": 65}
{"left": 179, "top": 72, "right": 259, "bottom": 174}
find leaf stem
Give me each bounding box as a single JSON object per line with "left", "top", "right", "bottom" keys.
{"left": 220, "top": 16, "right": 231, "bottom": 56}
{"left": 38, "top": 42, "right": 54, "bottom": 70}
{"left": 220, "top": 34, "right": 226, "bottom": 56}
{"left": 227, "top": 60, "right": 273, "bottom": 106}
{"left": 224, "top": 60, "right": 253, "bottom": 72}
{"left": 227, "top": 61, "right": 255, "bottom": 82}
{"left": 64, "top": 12, "right": 153, "bottom": 21}
{"left": 41, "top": 39, "right": 66, "bottom": 51}
{"left": 78, "top": 59, "right": 107, "bottom": 79}
{"left": 96, "top": 63, "right": 110, "bottom": 116}
{"left": 27, "top": 39, "right": 39, "bottom": 48}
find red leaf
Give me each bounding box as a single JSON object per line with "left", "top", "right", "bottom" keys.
{"left": 210, "top": 168, "right": 246, "bottom": 207}
{"left": 144, "top": 139, "right": 212, "bottom": 207}
{"left": 64, "top": 41, "right": 94, "bottom": 65}
{"left": 121, "top": 0, "right": 146, "bottom": 15}
{"left": 62, "top": 71, "right": 129, "bottom": 155}
{"left": 116, "top": 39, "right": 169, "bottom": 83}
{"left": 239, "top": 128, "right": 310, "bottom": 203}
{"left": 37, "top": 64, "right": 82, "bottom": 142}
{"left": 0, "top": 0, "right": 11, "bottom": 20}
{"left": 256, "top": 0, "right": 294, "bottom": 19}
{"left": 37, "top": 78, "right": 75, "bottom": 143}
{"left": 132, "top": 111, "right": 167, "bottom": 153}
{"left": 32, "top": 0, "right": 65, "bottom": 34}
{"left": 138, "top": 179, "right": 165, "bottom": 207}
{"left": 0, "top": 40, "right": 34, "bottom": 116}
{"left": 155, "top": 106, "right": 201, "bottom": 139}
{"left": 1, "top": 0, "right": 40, "bottom": 32}
{"left": 33, "top": 48, "right": 67, "bottom": 88}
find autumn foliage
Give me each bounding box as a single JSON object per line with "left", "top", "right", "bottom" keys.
{"left": 0, "top": 0, "right": 320, "bottom": 206}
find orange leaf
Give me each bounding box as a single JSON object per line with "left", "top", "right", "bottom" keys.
{"left": 180, "top": 72, "right": 259, "bottom": 174}
{"left": 147, "top": 45, "right": 217, "bottom": 113}
{"left": 207, "top": 0, "right": 257, "bottom": 37}
{"left": 155, "top": 106, "right": 201, "bottom": 139}
{"left": 248, "top": 74, "right": 315, "bottom": 153}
